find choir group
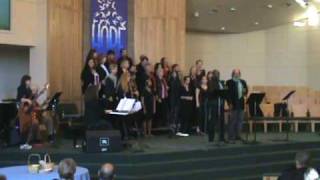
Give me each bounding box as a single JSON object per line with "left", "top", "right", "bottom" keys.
{"left": 81, "top": 48, "right": 248, "bottom": 144}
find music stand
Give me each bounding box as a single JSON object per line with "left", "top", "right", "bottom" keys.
{"left": 46, "top": 92, "right": 63, "bottom": 111}
{"left": 245, "top": 92, "right": 265, "bottom": 144}
{"left": 274, "top": 90, "right": 295, "bottom": 142}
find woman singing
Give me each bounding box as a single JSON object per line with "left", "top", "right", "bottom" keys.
{"left": 195, "top": 75, "right": 209, "bottom": 135}
{"left": 177, "top": 76, "right": 194, "bottom": 137}
{"left": 81, "top": 58, "right": 100, "bottom": 94}
{"left": 141, "top": 78, "right": 155, "bottom": 137}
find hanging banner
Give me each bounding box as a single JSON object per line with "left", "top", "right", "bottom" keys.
{"left": 91, "top": 0, "right": 128, "bottom": 54}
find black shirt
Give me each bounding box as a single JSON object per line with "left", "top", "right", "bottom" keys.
{"left": 17, "top": 86, "right": 32, "bottom": 102}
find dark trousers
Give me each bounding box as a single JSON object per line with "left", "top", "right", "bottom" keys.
{"left": 228, "top": 109, "right": 244, "bottom": 140}
{"left": 156, "top": 98, "right": 169, "bottom": 127}
{"left": 180, "top": 101, "right": 193, "bottom": 133}
{"left": 198, "top": 100, "right": 208, "bottom": 132}
{"left": 169, "top": 102, "right": 180, "bottom": 133}
{"left": 207, "top": 100, "right": 225, "bottom": 142}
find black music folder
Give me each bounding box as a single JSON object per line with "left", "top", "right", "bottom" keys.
{"left": 247, "top": 92, "right": 265, "bottom": 117}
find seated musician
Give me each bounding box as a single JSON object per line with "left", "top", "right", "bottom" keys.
{"left": 17, "top": 75, "right": 55, "bottom": 150}
{"left": 84, "top": 85, "right": 112, "bottom": 130}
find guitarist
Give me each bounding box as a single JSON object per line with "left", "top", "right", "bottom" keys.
{"left": 17, "top": 75, "right": 51, "bottom": 150}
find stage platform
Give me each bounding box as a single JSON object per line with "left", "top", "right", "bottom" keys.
{"left": 1, "top": 133, "right": 320, "bottom": 180}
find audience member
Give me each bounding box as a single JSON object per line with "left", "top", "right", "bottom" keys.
{"left": 279, "top": 151, "right": 319, "bottom": 180}
{"left": 0, "top": 175, "right": 6, "bottom": 180}
{"left": 98, "top": 163, "right": 115, "bottom": 180}
{"left": 195, "top": 75, "right": 209, "bottom": 135}
{"left": 58, "top": 158, "right": 77, "bottom": 180}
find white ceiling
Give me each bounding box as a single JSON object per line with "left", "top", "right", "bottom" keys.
{"left": 187, "top": 0, "right": 320, "bottom": 33}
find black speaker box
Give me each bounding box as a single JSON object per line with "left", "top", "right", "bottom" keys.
{"left": 84, "top": 130, "right": 123, "bottom": 153}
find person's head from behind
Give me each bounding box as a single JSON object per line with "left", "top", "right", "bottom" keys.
{"left": 296, "top": 151, "right": 311, "bottom": 169}
{"left": 109, "top": 64, "right": 118, "bottom": 75}
{"left": 0, "top": 175, "right": 7, "bottom": 180}
{"left": 58, "top": 158, "right": 77, "bottom": 180}
{"left": 99, "top": 163, "right": 115, "bottom": 180}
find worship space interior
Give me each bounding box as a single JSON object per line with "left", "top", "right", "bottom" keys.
{"left": 2, "top": 0, "right": 320, "bottom": 179}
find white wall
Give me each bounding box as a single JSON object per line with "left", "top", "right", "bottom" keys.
{"left": 186, "top": 24, "right": 311, "bottom": 88}
{"left": 0, "top": 45, "right": 29, "bottom": 99}
{"left": 0, "top": 0, "right": 40, "bottom": 46}
{"left": 0, "top": 0, "right": 48, "bottom": 100}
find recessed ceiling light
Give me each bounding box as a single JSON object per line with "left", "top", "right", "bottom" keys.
{"left": 267, "top": 4, "right": 273, "bottom": 9}
{"left": 254, "top": 22, "right": 259, "bottom": 25}
{"left": 230, "top": 7, "right": 237, "bottom": 12}
{"left": 221, "top": 27, "right": 226, "bottom": 31}
{"left": 293, "top": 21, "right": 306, "bottom": 27}
{"left": 194, "top": 11, "right": 200, "bottom": 17}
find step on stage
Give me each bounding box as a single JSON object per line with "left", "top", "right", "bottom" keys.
{"left": 0, "top": 133, "right": 320, "bottom": 180}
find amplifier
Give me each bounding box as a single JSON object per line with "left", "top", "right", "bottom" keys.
{"left": 84, "top": 130, "right": 123, "bottom": 153}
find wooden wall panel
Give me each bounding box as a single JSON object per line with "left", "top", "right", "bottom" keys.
{"left": 48, "top": 0, "right": 83, "bottom": 110}
{"left": 133, "top": 0, "right": 186, "bottom": 69}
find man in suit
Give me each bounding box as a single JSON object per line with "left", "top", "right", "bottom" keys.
{"left": 208, "top": 70, "right": 226, "bottom": 144}
{"left": 226, "top": 69, "right": 248, "bottom": 143}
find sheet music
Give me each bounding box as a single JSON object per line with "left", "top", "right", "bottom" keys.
{"left": 109, "top": 111, "right": 129, "bottom": 116}
{"left": 116, "top": 98, "right": 136, "bottom": 112}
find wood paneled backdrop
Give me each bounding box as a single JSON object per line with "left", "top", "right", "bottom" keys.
{"left": 133, "top": 0, "right": 186, "bottom": 69}
{"left": 48, "top": 0, "right": 83, "bottom": 110}
{"left": 47, "top": 0, "right": 186, "bottom": 110}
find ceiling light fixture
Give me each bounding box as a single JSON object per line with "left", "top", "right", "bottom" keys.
{"left": 194, "top": 11, "right": 200, "bottom": 18}
{"left": 230, "top": 7, "right": 237, "bottom": 12}
{"left": 254, "top": 22, "right": 259, "bottom": 25}
{"left": 221, "top": 27, "right": 226, "bottom": 31}
{"left": 267, "top": 4, "right": 273, "bottom": 9}
{"left": 293, "top": 21, "right": 306, "bottom": 27}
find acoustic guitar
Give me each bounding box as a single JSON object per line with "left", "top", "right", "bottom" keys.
{"left": 18, "top": 83, "right": 49, "bottom": 134}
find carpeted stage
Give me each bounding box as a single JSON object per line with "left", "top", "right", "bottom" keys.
{"left": 1, "top": 133, "right": 320, "bottom": 180}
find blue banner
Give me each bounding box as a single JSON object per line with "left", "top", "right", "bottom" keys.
{"left": 91, "top": 0, "right": 128, "bottom": 54}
